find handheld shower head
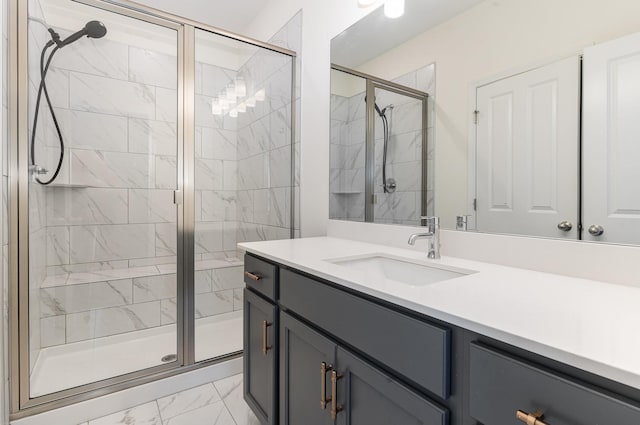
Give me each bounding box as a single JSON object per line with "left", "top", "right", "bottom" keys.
{"left": 59, "top": 21, "right": 107, "bottom": 47}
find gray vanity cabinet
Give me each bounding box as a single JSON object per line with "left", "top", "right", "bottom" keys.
{"left": 244, "top": 288, "right": 278, "bottom": 425}
{"left": 244, "top": 253, "right": 640, "bottom": 425}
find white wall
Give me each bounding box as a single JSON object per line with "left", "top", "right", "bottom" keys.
{"left": 354, "top": 0, "right": 640, "bottom": 229}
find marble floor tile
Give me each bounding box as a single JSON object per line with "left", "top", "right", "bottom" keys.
{"left": 214, "top": 374, "right": 261, "bottom": 425}
{"left": 157, "top": 383, "right": 220, "bottom": 421}
{"left": 163, "top": 400, "right": 236, "bottom": 425}
{"left": 89, "top": 401, "right": 161, "bottom": 425}
{"left": 83, "top": 372, "right": 255, "bottom": 425}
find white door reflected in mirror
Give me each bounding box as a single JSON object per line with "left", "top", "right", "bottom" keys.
{"left": 474, "top": 56, "right": 580, "bottom": 240}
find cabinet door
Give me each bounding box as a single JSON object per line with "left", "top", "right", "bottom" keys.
{"left": 244, "top": 289, "right": 277, "bottom": 425}
{"left": 280, "top": 313, "right": 337, "bottom": 425}
{"left": 334, "top": 348, "right": 449, "bottom": 425}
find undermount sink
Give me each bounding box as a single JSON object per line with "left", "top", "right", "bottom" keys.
{"left": 326, "top": 254, "right": 475, "bottom": 287}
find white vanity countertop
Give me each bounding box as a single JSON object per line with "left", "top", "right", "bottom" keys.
{"left": 239, "top": 236, "right": 640, "bottom": 390}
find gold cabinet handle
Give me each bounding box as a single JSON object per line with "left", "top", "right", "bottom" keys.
{"left": 320, "top": 362, "right": 333, "bottom": 409}
{"left": 331, "top": 370, "right": 343, "bottom": 420}
{"left": 261, "top": 320, "right": 272, "bottom": 355}
{"left": 516, "top": 410, "right": 549, "bottom": 425}
{"left": 245, "top": 271, "right": 262, "bottom": 281}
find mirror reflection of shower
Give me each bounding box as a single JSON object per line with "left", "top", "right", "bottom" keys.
{"left": 370, "top": 97, "right": 395, "bottom": 193}
{"left": 30, "top": 20, "right": 107, "bottom": 185}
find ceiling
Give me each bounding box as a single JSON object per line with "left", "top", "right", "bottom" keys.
{"left": 136, "top": 0, "right": 268, "bottom": 33}
{"left": 331, "top": 0, "right": 485, "bottom": 68}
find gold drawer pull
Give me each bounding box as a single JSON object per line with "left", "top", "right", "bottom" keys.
{"left": 331, "top": 370, "right": 343, "bottom": 420}
{"left": 516, "top": 410, "right": 548, "bottom": 425}
{"left": 245, "top": 271, "right": 262, "bottom": 281}
{"left": 262, "top": 320, "right": 272, "bottom": 355}
{"left": 320, "top": 362, "right": 333, "bottom": 409}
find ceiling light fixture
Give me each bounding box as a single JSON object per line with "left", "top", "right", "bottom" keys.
{"left": 384, "top": 0, "right": 404, "bottom": 18}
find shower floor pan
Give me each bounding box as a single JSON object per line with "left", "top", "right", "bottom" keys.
{"left": 29, "top": 310, "right": 242, "bottom": 398}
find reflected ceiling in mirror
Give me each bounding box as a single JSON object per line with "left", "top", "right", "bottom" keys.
{"left": 331, "top": 0, "right": 483, "bottom": 68}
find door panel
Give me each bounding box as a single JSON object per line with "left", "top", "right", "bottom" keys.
{"left": 280, "top": 313, "right": 336, "bottom": 425}
{"left": 583, "top": 32, "right": 640, "bottom": 244}
{"left": 476, "top": 56, "right": 580, "bottom": 239}
{"left": 244, "top": 289, "right": 277, "bottom": 425}
{"left": 335, "top": 348, "right": 448, "bottom": 425}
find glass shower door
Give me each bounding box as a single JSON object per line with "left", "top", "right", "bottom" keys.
{"left": 25, "top": 0, "right": 182, "bottom": 398}
{"left": 192, "top": 28, "right": 294, "bottom": 362}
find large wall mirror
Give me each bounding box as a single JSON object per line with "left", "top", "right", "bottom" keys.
{"left": 330, "top": 0, "right": 640, "bottom": 246}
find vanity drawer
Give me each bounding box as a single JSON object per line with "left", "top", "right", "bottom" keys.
{"left": 244, "top": 254, "right": 278, "bottom": 301}
{"left": 280, "top": 268, "right": 451, "bottom": 399}
{"left": 470, "top": 343, "right": 640, "bottom": 425}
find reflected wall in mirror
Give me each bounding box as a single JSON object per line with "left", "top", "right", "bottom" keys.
{"left": 330, "top": 0, "right": 640, "bottom": 246}
{"left": 330, "top": 66, "right": 434, "bottom": 225}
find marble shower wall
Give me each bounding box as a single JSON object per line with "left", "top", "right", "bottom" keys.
{"left": 234, "top": 11, "right": 300, "bottom": 244}
{"left": 31, "top": 23, "right": 183, "bottom": 348}
{"left": 19, "top": 2, "right": 298, "bottom": 357}
{"left": 267, "top": 11, "right": 301, "bottom": 237}
{"left": 330, "top": 64, "right": 435, "bottom": 225}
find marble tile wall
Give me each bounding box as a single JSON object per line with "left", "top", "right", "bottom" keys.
{"left": 234, "top": 11, "right": 300, "bottom": 245}
{"left": 329, "top": 65, "right": 435, "bottom": 225}
{"left": 30, "top": 21, "right": 245, "bottom": 347}
{"left": 39, "top": 264, "right": 244, "bottom": 346}
{"left": 194, "top": 61, "right": 238, "bottom": 263}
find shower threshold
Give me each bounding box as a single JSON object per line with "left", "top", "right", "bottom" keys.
{"left": 29, "top": 310, "right": 242, "bottom": 398}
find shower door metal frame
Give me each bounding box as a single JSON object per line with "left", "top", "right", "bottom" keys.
{"left": 331, "top": 64, "right": 429, "bottom": 223}
{"left": 9, "top": 0, "right": 297, "bottom": 418}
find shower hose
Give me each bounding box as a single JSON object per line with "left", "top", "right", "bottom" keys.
{"left": 30, "top": 30, "right": 65, "bottom": 185}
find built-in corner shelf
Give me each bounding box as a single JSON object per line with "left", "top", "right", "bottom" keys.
{"left": 331, "top": 191, "right": 363, "bottom": 195}
{"left": 44, "top": 183, "right": 94, "bottom": 189}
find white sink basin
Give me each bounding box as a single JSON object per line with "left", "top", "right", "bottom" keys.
{"left": 326, "top": 254, "right": 475, "bottom": 286}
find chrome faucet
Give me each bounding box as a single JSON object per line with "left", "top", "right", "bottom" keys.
{"left": 408, "top": 216, "right": 440, "bottom": 259}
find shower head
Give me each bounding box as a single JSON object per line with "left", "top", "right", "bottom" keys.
{"left": 59, "top": 21, "right": 107, "bottom": 47}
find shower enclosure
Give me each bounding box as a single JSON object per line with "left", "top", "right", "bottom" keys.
{"left": 330, "top": 65, "right": 431, "bottom": 225}
{"left": 9, "top": 0, "right": 295, "bottom": 416}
